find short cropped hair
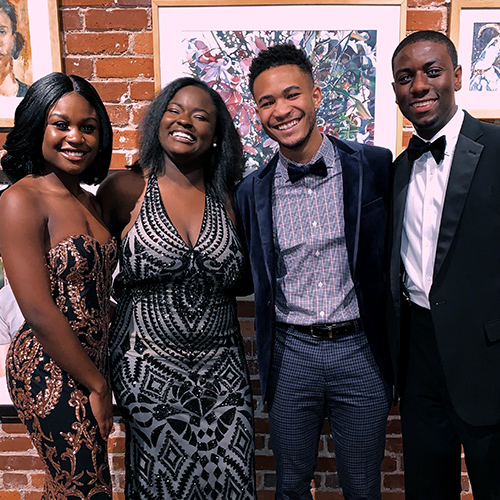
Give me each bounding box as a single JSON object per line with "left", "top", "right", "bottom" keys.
{"left": 392, "top": 30, "right": 458, "bottom": 71}
{"left": 1, "top": 72, "right": 112, "bottom": 185}
{"left": 248, "top": 43, "right": 314, "bottom": 96}
{"left": 138, "top": 77, "right": 244, "bottom": 201}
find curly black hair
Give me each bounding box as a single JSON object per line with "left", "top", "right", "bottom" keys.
{"left": 138, "top": 76, "right": 244, "bottom": 201}
{"left": 392, "top": 30, "right": 458, "bottom": 71}
{"left": 1, "top": 72, "right": 112, "bottom": 185}
{"left": 248, "top": 43, "right": 314, "bottom": 96}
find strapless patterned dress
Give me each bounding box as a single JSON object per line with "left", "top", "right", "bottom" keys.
{"left": 6, "top": 234, "right": 117, "bottom": 500}
{"left": 110, "top": 175, "right": 255, "bottom": 499}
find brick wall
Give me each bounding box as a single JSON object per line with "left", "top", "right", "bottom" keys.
{"left": 0, "top": 1, "right": 475, "bottom": 499}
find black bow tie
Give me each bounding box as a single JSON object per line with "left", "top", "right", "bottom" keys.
{"left": 287, "top": 158, "right": 328, "bottom": 183}
{"left": 406, "top": 135, "right": 446, "bottom": 164}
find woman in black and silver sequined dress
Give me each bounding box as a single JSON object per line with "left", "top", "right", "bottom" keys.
{"left": 98, "top": 77, "right": 255, "bottom": 500}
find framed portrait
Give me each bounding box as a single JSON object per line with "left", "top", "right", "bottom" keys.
{"left": 0, "top": 0, "right": 62, "bottom": 127}
{"left": 152, "top": 0, "right": 406, "bottom": 170}
{"left": 450, "top": 0, "right": 500, "bottom": 119}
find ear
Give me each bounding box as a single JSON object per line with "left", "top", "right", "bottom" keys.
{"left": 391, "top": 82, "right": 399, "bottom": 105}
{"left": 312, "top": 84, "right": 322, "bottom": 110}
{"left": 454, "top": 65, "right": 462, "bottom": 92}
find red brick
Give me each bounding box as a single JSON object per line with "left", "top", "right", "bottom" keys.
{"left": 314, "top": 493, "right": 343, "bottom": 500}
{"left": 112, "top": 455, "right": 125, "bottom": 469}
{"left": 130, "top": 103, "right": 149, "bottom": 127}
{"left": 3, "top": 473, "right": 28, "bottom": 488}
{"left": 381, "top": 494, "right": 406, "bottom": 500}
{"left": 381, "top": 456, "right": 398, "bottom": 472}
{"left": 316, "top": 457, "right": 336, "bottom": 472}
{"left": 240, "top": 320, "right": 255, "bottom": 338}
{"left": 385, "top": 437, "right": 404, "bottom": 454}
{"left": 113, "top": 129, "right": 138, "bottom": 149}
{"left": 92, "top": 82, "right": 129, "bottom": 103}
{"left": 257, "top": 492, "right": 277, "bottom": 500}
{"left": 96, "top": 57, "right": 153, "bottom": 79}
{"left": 60, "top": 10, "right": 83, "bottom": 31}
{"left": 112, "top": 493, "right": 126, "bottom": 500}
{"left": 1, "top": 423, "right": 28, "bottom": 434}
{"left": 0, "top": 492, "right": 22, "bottom": 499}
{"left": 63, "top": 57, "right": 93, "bottom": 79}
{"left": 85, "top": 9, "right": 148, "bottom": 31}
{"left": 66, "top": 33, "right": 129, "bottom": 55}
{"left": 108, "top": 436, "right": 126, "bottom": 454}
{"left": 0, "top": 436, "right": 34, "bottom": 452}
{"left": 110, "top": 152, "right": 128, "bottom": 171}
{"left": 237, "top": 300, "right": 255, "bottom": 317}
{"left": 0, "top": 455, "right": 44, "bottom": 470}
{"left": 25, "top": 494, "right": 42, "bottom": 500}
{"left": 130, "top": 81, "right": 155, "bottom": 101}
{"left": 106, "top": 104, "right": 129, "bottom": 126}
{"left": 407, "top": 9, "right": 446, "bottom": 31}
{"left": 408, "top": 0, "right": 446, "bottom": 5}
{"left": 61, "top": 0, "right": 114, "bottom": 5}
{"left": 30, "top": 473, "right": 45, "bottom": 489}
{"left": 134, "top": 32, "right": 153, "bottom": 55}
{"left": 383, "top": 472, "right": 405, "bottom": 489}
{"left": 255, "top": 455, "right": 275, "bottom": 470}
{"left": 386, "top": 418, "right": 401, "bottom": 434}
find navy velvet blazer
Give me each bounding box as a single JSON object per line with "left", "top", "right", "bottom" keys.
{"left": 234, "top": 136, "right": 393, "bottom": 402}
{"left": 387, "top": 112, "right": 500, "bottom": 426}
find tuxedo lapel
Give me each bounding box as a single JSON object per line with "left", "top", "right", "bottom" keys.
{"left": 434, "top": 116, "right": 484, "bottom": 279}
{"left": 254, "top": 159, "right": 277, "bottom": 287}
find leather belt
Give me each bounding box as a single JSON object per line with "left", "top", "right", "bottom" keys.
{"left": 288, "top": 319, "right": 362, "bottom": 339}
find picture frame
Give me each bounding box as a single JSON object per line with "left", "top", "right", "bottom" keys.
{"left": 0, "top": 0, "right": 62, "bottom": 127}
{"left": 152, "top": 0, "right": 406, "bottom": 168}
{"left": 450, "top": 0, "right": 500, "bottom": 119}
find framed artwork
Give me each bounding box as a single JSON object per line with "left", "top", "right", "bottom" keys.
{"left": 0, "top": 0, "right": 62, "bottom": 127}
{"left": 152, "top": 0, "right": 406, "bottom": 171}
{"left": 450, "top": 0, "right": 500, "bottom": 119}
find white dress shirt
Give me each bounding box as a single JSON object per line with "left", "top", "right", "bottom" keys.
{"left": 401, "top": 109, "right": 465, "bottom": 309}
{"left": 0, "top": 284, "right": 24, "bottom": 344}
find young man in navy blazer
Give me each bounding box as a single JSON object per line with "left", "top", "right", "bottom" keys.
{"left": 234, "top": 44, "right": 393, "bottom": 500}
{"left": 388, "top": 30, "right": 500, "bottom": 498}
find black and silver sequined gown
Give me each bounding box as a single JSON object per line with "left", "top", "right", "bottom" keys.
{"left": 110, "top": 175, "right": 255, "bottom": 500}
{"left": 6, "top": 234, "right": 117, "bottom": 500}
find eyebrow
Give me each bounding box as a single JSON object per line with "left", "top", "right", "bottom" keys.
{"left": 257, "top": 85, "right": 301, "bottom": 106}
{"left": 48, "top": 111, "right": 98, "bottom": 122}
{"left": 395, "top": 59, "right": 439, "bottom": 75}
{"left": 168, "top": 101, "right": 210, "bottom": 114}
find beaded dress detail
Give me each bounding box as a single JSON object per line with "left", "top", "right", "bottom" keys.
{"left": 6, "top": 234, "right": 117, "bottom": 500}
{"left": 110, "top": 174, "right": 255, "bottom": 499}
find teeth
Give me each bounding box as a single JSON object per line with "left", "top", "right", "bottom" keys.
{"left": 62, "top": 151, "right": 85, "bottom": 157}
{"left": 172, "top": 131, "right": 195, "bottom": 142}
{"left": 412, "top": 100, "right": 434, "bottom": 108}
{"left": 277, "top": 119, "right": 299, "bottom": 131}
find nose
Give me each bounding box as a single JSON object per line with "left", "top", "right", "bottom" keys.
{"left": 176, "top": 112, "right": 193, "bottom": 128}
{"left": 411, "top": 71, "right": 430, "bottom": 95}
{"left": 273, "top": 98, "right": 292, "bottom": 119}
{"left": 66, "top": 126, "right": 84, "bottom": 144}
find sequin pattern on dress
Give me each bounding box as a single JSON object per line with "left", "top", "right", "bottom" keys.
{"left": 110, "top": 174, "right": 256, "bottom": 499}
{"left": 6, "top": 234, "right": 117, "bottom": 500}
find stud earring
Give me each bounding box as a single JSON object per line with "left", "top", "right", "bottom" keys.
{"left": 212, "top": 142, "right": 217, "bottom": 148}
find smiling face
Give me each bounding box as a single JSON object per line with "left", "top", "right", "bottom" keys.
{"left": 158, "top": 85, "right": 217, "bottom": 168}
{"left": 42, "top": 91, "right": 100, "bottom": 178}
{"left": 0, "top": 9, "right": 15, "bottom": 69}
{"left": 253, "top": 64, "right": 323, "bottom": 163}
{"left": 392, "top": 40, "right": 462, "bottom": 140}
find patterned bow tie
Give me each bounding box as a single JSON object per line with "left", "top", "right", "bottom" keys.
{"left": 406, "top": 135, "right": 447, "bottom": 164}
{"left": 287, "top": 158, "right": 328, "bottom": 183}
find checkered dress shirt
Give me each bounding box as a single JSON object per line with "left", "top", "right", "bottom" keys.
{"left": 272, "top": 135, "right": 360, "bottom": 325}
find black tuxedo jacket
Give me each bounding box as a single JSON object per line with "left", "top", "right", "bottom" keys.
{"left": 234, "top": 135, "right": 393, "bottom": 402}
{"left": 387, "top": 112, "right": 500, "bottom": 426}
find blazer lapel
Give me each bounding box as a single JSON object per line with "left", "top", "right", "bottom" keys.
{"left": 434, "top": 116, "right": 483, "bottom": 278}
{"left": 254, "top": 158, "right": 277, "bottom": 287}
{"left": 336, "top": 140, "right": 362, "bottom": 273}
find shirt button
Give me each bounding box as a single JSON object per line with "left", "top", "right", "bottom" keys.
{"left": 426, "top": 277, "right": 432, "bottom": 281}
{"left": 318, "top": 282, "right": 323, "bottom": 288}
{"left": 315, "top": 251, "right": 320, "bottom": 257}
{"left": 312, "top": 221, "right": 317, "bottom": 227}
{"left": 320, "top": 311, "right": 325, "bottom": 317}
{"left": 308, "top": 189, "right": 313, "bottom": 195}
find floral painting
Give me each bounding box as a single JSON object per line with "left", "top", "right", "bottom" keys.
{"left": 181, "top": 30, "right": 377, "bottom": 172}
{"left": 469, "top": 22, "right": 500, "bottom": 92}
